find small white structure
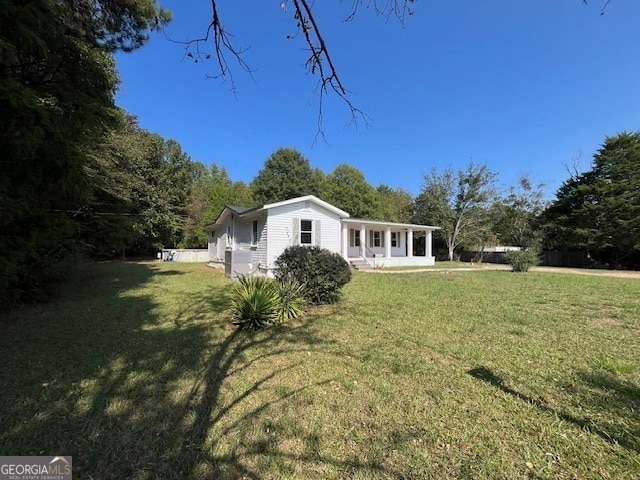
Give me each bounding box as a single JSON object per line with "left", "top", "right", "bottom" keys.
{"left": 159, "top": 249, "right": 209, "bottom": 263}
{"left": 205, "top": 195, "right": 439, "bottom": 277}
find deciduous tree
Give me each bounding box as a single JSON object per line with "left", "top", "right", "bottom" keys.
{"left": 492, "top": 176, "right": 547, "bottom": 248}
{"left": 414, "top": 162, "right": 497, "bottom": 261}
{"left": 251, "top": 148, "right": 323, "bottom": 205}
{"left": 322, "top": 164, "right": 380, "bottom": 218}
{"left": 181, "top": 164, "right": 254, "bottom": 248}
{"left": 1, "top": 0, "right": 169, "bottom": 301}
{"left": 377, "top": 185, "right": 414, "bottom": 223}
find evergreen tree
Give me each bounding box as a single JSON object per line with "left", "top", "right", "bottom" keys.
{"left": 543, "top": 132, "right": 640, "bottom": 268}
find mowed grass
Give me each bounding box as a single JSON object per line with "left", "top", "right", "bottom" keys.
{"left": 1, "top": 262, "right": 639, "bottom": 479}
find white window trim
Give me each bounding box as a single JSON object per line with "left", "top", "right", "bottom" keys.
{"left": 300, "top": 219, "right": 313, "bottom": 245}
{"left": 349, "top": 228, "right": 361, "bottom": 247}
{"left": 370, "top": 230, "right": 384, "bottom": 248}
{"left": 251, "top": 220, "right": 259, "bottom": 246}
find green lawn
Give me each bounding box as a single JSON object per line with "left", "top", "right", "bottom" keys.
{"left": 1, "top": 262, "right": 639, "bottom": 479}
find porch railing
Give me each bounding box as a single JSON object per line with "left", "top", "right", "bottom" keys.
{"left": 361, "top": 244, "right": 377, "bottom": 268}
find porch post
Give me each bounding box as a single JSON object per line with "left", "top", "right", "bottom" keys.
{"left": 384, "top": 226, "right": 391, "bottom": 259}
{"left": 341, "top": 223, "right": 349, "bottom": 260}
{"left": 407, "top": 228, "right": 414, "bottom": 258}
{"left": 426, "top": 229, "right": 433, "bottom": 258}
{"left": 360, "top": 224, "right": 366, "bottom": 257}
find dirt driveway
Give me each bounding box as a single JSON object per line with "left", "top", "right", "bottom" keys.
{"left": 530, "top": 266, "right": 640, "bottom": 279}
{"left": 372, "top": 264, "right": 640, "bottom": 279}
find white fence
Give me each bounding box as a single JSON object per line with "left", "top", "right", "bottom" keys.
{"left": 159, "top": 249, "right": 209, "bottom": 263}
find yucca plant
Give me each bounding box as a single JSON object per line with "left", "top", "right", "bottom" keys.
{"left": 274, "top": 276, "right": 306, "bottom": 322}
{"left": 230, "top": 275, "right": 279, "bottom": 330}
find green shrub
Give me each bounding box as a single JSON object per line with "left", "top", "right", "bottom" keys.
{"left": 230, "top": 275, "right": 306, "bottom": 330}
{"left": 274, "top": 246, "right": 352, "bottom": 305}
{"left": 230, "top": 276, "right": 280, "bottom": 330}
{"left": 504, "top": 249, "right": 539, "bottom": 272}
{"left": 274, "top": 276, "right": 307, "bottom": 321}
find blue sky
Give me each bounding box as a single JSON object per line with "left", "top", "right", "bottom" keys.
{"left": 115, "top": 1, "right": 640, "bottom": 197}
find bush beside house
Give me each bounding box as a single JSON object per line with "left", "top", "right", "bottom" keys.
{"left": 274, "top": 246, "right": 352, "bottom": 305}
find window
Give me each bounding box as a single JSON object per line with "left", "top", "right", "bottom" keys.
{"left": 391, "top": 232, "right": 398, "bottom": 247}
{"left": 226, "top": 226, "right": 232, "bottom": 247}
{"left": 251, "top": 220, "right": 259, "bottom": 245}
{"left": 300, "top": 219, "right": 313, "bottom": 244}
{"left": 369, "top": 230, "right": 384, "bottom": 248}
{"left": 349, "top": 228, "right": 361, "bottom": 247}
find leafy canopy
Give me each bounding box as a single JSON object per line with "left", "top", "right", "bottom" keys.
{"left": 0, "top": 0, "right": 169, "bottom": 302}
{"left": 251, "top": 148, "right": 324, "bottom": 205}
{"left": 322, "top": 164, "right": 380, "bottom": 218}
{"left": 414, "top": 162, "right": 497, "bottom": 261}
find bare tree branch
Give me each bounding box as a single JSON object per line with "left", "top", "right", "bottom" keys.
{"left": 163, "top": 0, "right": 255, "bottom": 96}
{"left": 290, "top": 0, "right": 371, "bottom": 143}
{"left": 563, "top": 149, "right": 583, "bottom": 180}
{"left": 166, "top": 1, "right": 418, "bottom": 141}
{"left": 344, "top": 0, "right": 416, "bottom": 24}
{"left": 582, "top": 0, "right": 612, "bottom": 16}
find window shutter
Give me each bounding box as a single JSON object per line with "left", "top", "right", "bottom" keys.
{"left": 315, "top": 220, "right": 321, "bottom": 246}
{"left": 292, "top": 218, "right": 300, "bottom": 245}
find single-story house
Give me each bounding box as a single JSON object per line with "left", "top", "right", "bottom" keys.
{"left": 205, "top": 195, "right": 439, "bottom": 277}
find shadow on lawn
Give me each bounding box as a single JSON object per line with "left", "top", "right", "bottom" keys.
{"left": 0, "top": 262, "right": 390, "bottom": 479}
{"left": 468, "top": 366, "right": 640, "bottom": 453}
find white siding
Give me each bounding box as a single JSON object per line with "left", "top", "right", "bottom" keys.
{"left": 233, "top": 216, "right": 253, "bottom": 249}
{"left": 266, "top": 200, "right": 342, "bottom": 270}
{"left": 208, "top": 215, "right": 234, "bottom": 261}
{"left": 252, "top": 213, "right": 268, "bottom": 272}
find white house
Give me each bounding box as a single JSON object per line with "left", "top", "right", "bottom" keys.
{"left": 205, "top": 195, "right": 438, "bottom": 277}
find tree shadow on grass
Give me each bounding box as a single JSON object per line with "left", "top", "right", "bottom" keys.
{"left": 0, "top": 262, "right": 392, "bottom": 479}
{"left": 468, "top": 366, "right": 640, "bottom": 454}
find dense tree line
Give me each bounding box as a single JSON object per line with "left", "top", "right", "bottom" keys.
{"left": 0, "top": 0, "right": 169, "bottom": 304}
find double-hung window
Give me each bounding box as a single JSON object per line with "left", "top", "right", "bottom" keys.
{"left": 300, "top": 219, "right": 313, "bottom": 244}
{"left": 391, "top": 232, "right": 398, "bottom": 248}
{"left": 350, "top": 228, "right": 361, "bottom": 247}
{"left": 226, "top": 226, "right": 232, "bottom": 248}
{"left": 251, "top": 220, "right": 259, "bottom": 246}
{"left": 369, "top": 230, "right": 384, "bottom": 248}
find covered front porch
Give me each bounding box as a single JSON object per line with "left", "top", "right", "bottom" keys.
{"left": 341, "top": 219, "right": 438, "bottom": 269}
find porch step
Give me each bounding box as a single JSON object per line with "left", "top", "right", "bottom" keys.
{"left": 350, "top": 259, "right": 373, "bottom": 271}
